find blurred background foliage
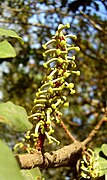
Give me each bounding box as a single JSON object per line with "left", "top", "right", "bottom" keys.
{"left": 0, "top": 0, "right": 107, "bottom": 179}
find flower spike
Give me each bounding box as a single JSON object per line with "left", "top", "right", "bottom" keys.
{"left": 15, "top": 23, "right": 80, "bottom": 152}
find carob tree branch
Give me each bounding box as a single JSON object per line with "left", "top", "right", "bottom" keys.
{"left": 15, "top": 141, "right": 84, "bottom": 169}
{"left": 15, "top": 114, "right": 107, "bottom": 170}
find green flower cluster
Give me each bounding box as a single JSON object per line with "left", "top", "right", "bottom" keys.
{"left": 23, "top": 23, "right": 80, "bottom": 151}
{"left": 79, "top": 148, "right": 100, "bottom": 179}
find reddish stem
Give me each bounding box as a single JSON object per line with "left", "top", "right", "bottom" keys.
{"left": 60, "top": 120, "right": 76, "bottom": 142}
{"left": 36, "top": 133, "right": 45, "bottom": 151}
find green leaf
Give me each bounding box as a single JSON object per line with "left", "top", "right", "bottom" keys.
{"left": 21, "top": 168, "right": 42, "bottom": 180}
{"left": 0, "top": 28, "right": 24, "bottom": 44}
{"left": 101, "top": 144, "right": 107, "bottom": 157}
{"left": 0, "top": 140, "right": 24, "bottom": 180}
{"left": 0, "top": 101, "right": 32, "bottom": 132}
{"left": 98, "top": 157, "right": 107, "bottom": 177}
{"left": 94, "top": 147, "right": 101, "bottom": 155}
{"left": 0, "top": 40, "right": 16, "bottom": 58}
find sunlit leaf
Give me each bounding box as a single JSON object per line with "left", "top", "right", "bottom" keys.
{"left": 98, "top": 157, "right": 107, "bottom": 177}
{"left": 0, "top": 40, "right": 16, "bottom": 58}
{"left": 94, "top": 147, "right": 101, "bottom": 155}
{"left": 0, "top": 28, "right": 24, "bottom": 44}
{"left": 21, "top": 167, "right": 42, "bottom": 180}
{"left": 101, "top": 144, "right": 107, "bottom": 157}
{"left": 0, "top": 101, "right": 32, "bottom": 132}
{"left": 0, "top": 140, "right": 24, "bottom": 180}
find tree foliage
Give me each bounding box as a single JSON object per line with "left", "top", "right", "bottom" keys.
{"left": 0, "top": 0, "right": 107, "bottom": 179}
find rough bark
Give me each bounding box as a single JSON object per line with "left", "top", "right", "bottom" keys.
{"left": 15, "top": 141, "right": 84, "bottom": 169}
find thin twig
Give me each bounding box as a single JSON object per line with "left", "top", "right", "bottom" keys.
{"left": 60, "top": 119, "right": 76, "bottom": 142}
{"left": 0, "top": 20, "right": 51, "bottom": 29}
{"left": 80, "top": 11, "right": 104, "bottom": 33}
{"left": 82, "top": 114, "right": 107, "bottom": 146}
{"left": 0, "top": 5, "right": 71, "bottom": 17}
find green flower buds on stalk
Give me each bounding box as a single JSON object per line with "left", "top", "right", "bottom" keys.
{"left": 79, "top": 148, "right": 100, "bottom": 179}
{"left": 15, "top": 23, "right": 80, "bottom": 152}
